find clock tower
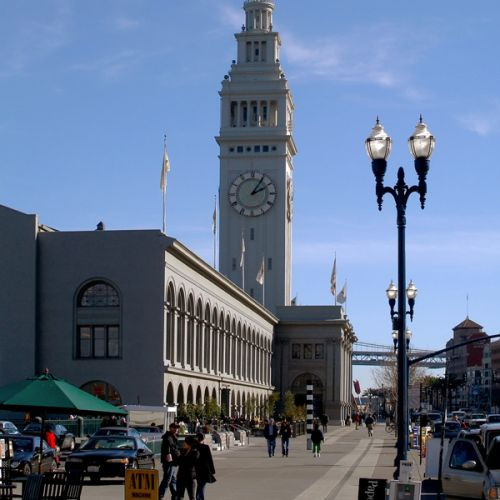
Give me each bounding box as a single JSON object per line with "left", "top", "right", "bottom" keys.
{"left": 216, "top": 0, "right": 296, "bottom": 313}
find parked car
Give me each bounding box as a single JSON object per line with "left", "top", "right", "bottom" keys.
{"left": 92, "top": 427, "right": 141, "bottom": 439}
{"left": 442, "top": 436, "right": 500, "bottom": 499}
{"left": 432, "top": 421, "right": 462, "bottom": 440}
{"left": 0, "top": 421, "right": 20, "bottom": 435}
{"left": 130, "top": 426, "right": 163, "bottom": 441}
{"left": 65, "top": 435, "right": 155, "bottom": 482}
{"left": 479, "top": 423, "right": 500, "bottom": 453}
{"left": 7, "top": 435, "right": 57, "bottom": 477}
{"left": 451, "top": 411, "right": 467, "bottom": 422}
{"left": 465, "top": 413, "right": 487, "bottom": 428}
{"left": 427, "top": 412, "right": 443, "bottom": 427}
{"left": 22, "top": 422, "right": 76, "bottom": 451}
{"left": 487, "top": 414, "right": 500, "bottom": 424}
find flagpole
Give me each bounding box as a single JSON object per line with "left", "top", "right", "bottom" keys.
{"left": 334, "top": 252, "right": 337, "bottom": 305}
{"left": 161, "top": 134, "right": 167, "bottom": 234}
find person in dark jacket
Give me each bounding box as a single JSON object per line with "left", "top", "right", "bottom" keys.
{"left": 176, "top": 436, "right": 200, "bottom": 500}
{"left": 365, "top": 414, "right": 375, "bottom": 437}
{"left": 263, "top": 418, "right": 278, "bottom": 457}
{"left": 311, "top": 423, "right": 324, "bottom": 458}
{"left": 195, "top": 433, "right": 216, "bottom": 500}
{"left": 159, "top": 422, "right": 180, "bottom": 500}
{"left": 279, "top": 419, "right": 293, "bottom": 457}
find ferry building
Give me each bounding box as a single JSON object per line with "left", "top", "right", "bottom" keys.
{"left": 0, "top": 0, "right": 355, "bottom": 424}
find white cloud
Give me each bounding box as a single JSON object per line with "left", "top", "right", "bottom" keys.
{"left": 457, "top": 102, "right": 500, "bottom": 136}
{"left": 114, "top": 17, "right": 140, "bottom": 30}
{"left": 281, "top": 24, "right": 434, "bottom": 98}
{"left": 0, "top": 1, "right": 71, "bottom": 78}
{"left": 216, "top": 3, "right": 242, "bottom": 30}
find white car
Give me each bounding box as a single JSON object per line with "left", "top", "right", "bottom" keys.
{"left": 487, "top": 414, "right": 500, "bottom": 424}
{"left": 442, "top": 436, "right": 500, "bottom": 499}
{"left": 0, "top": 421, "right": 20, "bottom": 435}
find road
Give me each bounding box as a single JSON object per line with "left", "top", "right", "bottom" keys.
{"left": 78, "top": 423, "right": 413, "bottom": 500}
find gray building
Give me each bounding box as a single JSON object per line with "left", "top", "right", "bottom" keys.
{"left": 0, "top": 204, "right": 276, "bottom": 417}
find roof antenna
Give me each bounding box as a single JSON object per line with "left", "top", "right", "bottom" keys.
{"left": 466, "top": 293, "right": 469, "bottom": 319}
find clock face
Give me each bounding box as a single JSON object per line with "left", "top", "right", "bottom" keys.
{"left": 229, "top": 171, "right": 276, "bottom": 217}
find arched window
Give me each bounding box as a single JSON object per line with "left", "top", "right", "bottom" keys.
{"left": 196, "top": 300, "right": 203, "bottom": 368}
{"left": 212, "top": 309, "right": 218, "bottom": 374}
{"left": 187, "top": 295, "right": 195, "bottom": 366}
{"left": 76, "top": 280, "right": 121, "bottom": 359}
{"left": 78, "top": 282, "right": 119, "bottom": 307}
{"left": 166, "top": 284, "right": 175, "bottom": 362}
{"left": 176, "top": 290, "right": 186, "bottom": 364}
{"left": 204, "top": 305, "right": 211, "bottom": 371}
{"left": 219, "top": 313, "right": 225, "bottom": 373}
{"left": 80, "top": 380, "right": 122, "bottom": 405}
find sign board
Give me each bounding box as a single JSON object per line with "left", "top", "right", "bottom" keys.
{"left": 389, "top": 480, "right": 422, "bottom": 499}
{"left": 124, "top": 469, "right": 158, "bottom": 500}
{"left": 399, "top": 460, "right": 413, "bottom": 482}
{"left": 0, "top": 439, "right": 5, "bottom": 460}
{"left": 358, "top": 478, "right": 387, "bottom": 500}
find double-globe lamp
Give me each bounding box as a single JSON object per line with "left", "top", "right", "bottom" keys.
{"left": 365, "top": 115, "right": 435, "bottom": 475}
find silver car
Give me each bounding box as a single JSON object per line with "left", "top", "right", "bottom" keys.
{"left": 442, "top": 436, "right": 500, "bottom": 499}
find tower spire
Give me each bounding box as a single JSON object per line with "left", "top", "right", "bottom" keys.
{"left": 243, "top": 0, "right": 275, "bottom": 32}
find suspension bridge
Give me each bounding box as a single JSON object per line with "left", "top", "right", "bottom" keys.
{"left": 353, "top": 341, "right": 446, "bottom": 369}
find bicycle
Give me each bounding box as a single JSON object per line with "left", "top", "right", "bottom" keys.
{"left": 385, "top": 421, "right": 396, "bottom": 433}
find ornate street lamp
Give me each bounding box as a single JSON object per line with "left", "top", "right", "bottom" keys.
{"left": 366, "top": 115, "right": 435, "bottom": 476}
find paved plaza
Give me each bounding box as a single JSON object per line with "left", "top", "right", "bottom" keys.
{"left": 78, "top": 424, "right": 427, "bottom": 500}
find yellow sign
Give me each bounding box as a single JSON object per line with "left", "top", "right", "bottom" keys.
{"left": 124, "top": 469, "right": 159, "bottom": 500}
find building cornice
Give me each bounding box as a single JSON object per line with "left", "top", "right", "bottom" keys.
{"left": 164, "top": 235, "right": 278, "bottom": 325}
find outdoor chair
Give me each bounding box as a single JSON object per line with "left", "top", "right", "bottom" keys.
{"left": 0, "top": 466, "right": 12, "bottom": 485}
{"left": 0, "top": 483, "right": 14, "bottom": 500}
{"left": 39, "top": 472, "right": 66, "bottom": 500}
{"left": 21, "top": 475, "right": 44, "bottom": 500}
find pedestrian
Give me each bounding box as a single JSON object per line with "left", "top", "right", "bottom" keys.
{"left": 320, "top": 413, "right": 329, "bottom": 433}
{"left": 176, "top": 436, "right": 200, "bottom": 500}
{"left": 44, "top": 425, "right": 60, "bottom": 466}
{"left": 279, "top": 419, "right": 292, "bottom": 457}
{"left": 263, "top": 418, "right": 278, "bottom": 457}
{"left": 159, "top": 422, "right": 180, "bottom": 500}
{"left": 195, "top": 433, "right": 216, "bottom": 500}
{"left": 365, "top": 414, "right": 375, "bottom": 437}
{"left": 354, "top": 413, "right": 360, "bottom": 430}
{"left": 311, "top": 423, "right": 324, "bottom": 458}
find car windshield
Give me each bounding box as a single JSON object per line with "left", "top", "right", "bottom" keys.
{"left": 434, "top": 422, "right": 461, "bottom": 432}
{"left": 429, "top": 414, "right": 441, "bottom": 421}
{"left": 23, "top": 423, "right": 41, "bottom": 432}
{"left": 12, "top": 438, "right": 34, "bottom": 453}
{"left": 83, "top": 437, "right": 136, "bottom": 450}
{"left": 95, "top": 429, "right": 128, "bottom": 436}
{"left": 488, "top": 416, "right": 500, "bottom": 423}
{"left": 471, "top": 414, "right": 485, "bottom": 419}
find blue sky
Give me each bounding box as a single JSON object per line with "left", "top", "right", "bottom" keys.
{"left": 2, "top": 1, "right": 500, "bottom": 391}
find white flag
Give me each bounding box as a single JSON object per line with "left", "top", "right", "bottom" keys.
{"left": 239, "top": 234, "right": 245, "bottom": 268}
{"left": 212, "top": 201, "right": 217, "bottom": 236}
{"left": 330, "top": 256, "right": 337, "bottom": 296}
{"left": 256, "top": 257, "right": 265, "bottom": 285}
{"left": 337, "top": 282, "right": 347, "bottom": 304}
{"left": 160, "top": 143, "right": 171, "bottom": 193}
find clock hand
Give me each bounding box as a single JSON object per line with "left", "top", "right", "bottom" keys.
{"left": 253, "top": 185, "right": 267, "bottom": 194}
{"left": 250, "top": 177, "right": 264, "bottom": 195}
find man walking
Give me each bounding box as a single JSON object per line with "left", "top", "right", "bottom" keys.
{"left": 365, "top": 414, "right": 375, "bottom": 437}
{"left": 320, "top": 413, "right": 329, "bottom": 433}
{"left": 279, "top": 419, "right": 292, "bottom": 457}
{"left": 263, "top": 418, "right": 278, "bottom": 457}
{"left": 159, "top": 422, "right": 180, "bottom": 500}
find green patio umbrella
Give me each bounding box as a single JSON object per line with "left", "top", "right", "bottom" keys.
{"left": 0, "top": 372, "right": 127, "bottom": 416}
{"left": 0, "top": 371, "right": 127, "bottom": 472}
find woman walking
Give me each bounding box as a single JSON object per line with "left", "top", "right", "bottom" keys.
{"left": 176, "top": 436, "right": 200, "bottom": 499}
{"left": 311, "top": 423, "right": 324, "bottom": 458}
{"left": 195, "top": 433, "right": 216, "bottom": 500}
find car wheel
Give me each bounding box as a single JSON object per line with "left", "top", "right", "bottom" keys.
{"left": 89, "top": 474, "right": 100, "bottom": 483}
{"left": 23, "top": 463, "right": 32, "bottom": 476}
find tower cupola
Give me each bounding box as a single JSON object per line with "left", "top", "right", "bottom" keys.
{"left": 243, "top": 0, "right": 275, "bottom": 32}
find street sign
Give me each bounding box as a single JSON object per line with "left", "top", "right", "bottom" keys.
{"left": 358, "top": 478, "right": 387, "bottom": 500}
{"left": 124, "top": 469, "right": 158, "bottom": 500}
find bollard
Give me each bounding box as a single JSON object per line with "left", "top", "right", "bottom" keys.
{"left": 306, "top": 381, "right": 313, "bottom": 451}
